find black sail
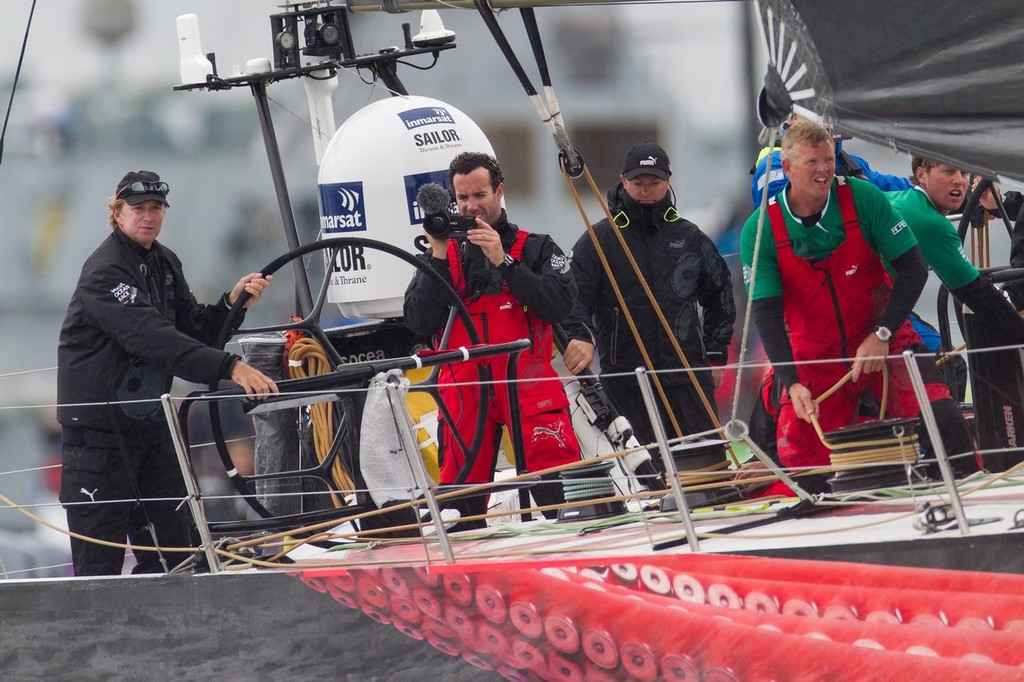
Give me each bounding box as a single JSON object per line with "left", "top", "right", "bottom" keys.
{"left": 756, "top": 0, "right": 1024, "bottom": 181}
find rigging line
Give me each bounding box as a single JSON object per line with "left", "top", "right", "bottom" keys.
{"left": 729, "top": 124, "right": 777, "bottom": 424}
{"left": 474, "top": 0, "right": 612, "bottom": 343}
{"left": 0, "top": 0, "right": 36, "bottom": 166}
{"left": 520, "top": 8, "right": 551, "bottom": 87}
{"left": 475, "top": 0, "right": 724, "bottom": 447}
{"left": 474, "top": 0, "right": 538, "bottom": 97}
{"left": 0, "top": 365, "right": 56, "bottom": 379}
{"left": 473, "top": 0, "right": 581, "bottom": 170}
{"left": 518, "top": 8, "right": 564, "bottom": 135}
{"left": 0, "top": 489, "right": 200, "bottom": 555}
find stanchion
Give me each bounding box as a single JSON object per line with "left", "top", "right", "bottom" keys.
{"left": 900, "top": 350, "right": 971, "bottom": 534}
{"left": 385, "top": 377, "right": 455, "bottom": 563}
{"left": 161, "top": 393, "right": 221, "bottom": 573}
{"left": 634, "top": 368, "right": 700, "bottom": 551}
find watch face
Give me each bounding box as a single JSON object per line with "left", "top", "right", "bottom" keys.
{"left": 875, "top": 326, "right": 892, "bottom": 341}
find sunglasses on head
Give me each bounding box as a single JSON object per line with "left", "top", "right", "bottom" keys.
{"left": 117, "top": 181, "right": 170, "bottom": 199}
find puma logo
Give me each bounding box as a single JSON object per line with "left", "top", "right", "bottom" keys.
{"left": 845, "top": 264, "right": 858, "bottom": 277}
{"left": 532, "top": 425, "right": 566, "bottom": 448}
{"left": 80, "top": 488, "right": 98, "bottom": 503}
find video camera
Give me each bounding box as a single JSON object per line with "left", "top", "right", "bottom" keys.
{"left": 417, "top": 182, "right": 478, "bottom": 239}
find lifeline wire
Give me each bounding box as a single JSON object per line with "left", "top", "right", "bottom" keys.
{"left": 0, "top": 0, "right": 37, "bottom": 166}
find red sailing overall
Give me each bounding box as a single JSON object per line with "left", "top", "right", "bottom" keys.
{"left": 769, "top": 178, "right": 951, "bottom": 469}
{"left": 438, "top": 231, "right": 579, "bottom": 484}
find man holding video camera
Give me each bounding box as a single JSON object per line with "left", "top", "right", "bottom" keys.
{"left": 404, "top": 151, "right": 580, "bottom": 528}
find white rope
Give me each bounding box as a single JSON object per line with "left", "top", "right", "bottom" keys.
{"left": 730, "top": 125, "right": 778, "bottom": 423}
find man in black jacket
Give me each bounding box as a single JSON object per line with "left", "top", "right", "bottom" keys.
{"left": 57, "top": 170, "right": 278, "bottom": 576}
{"left": 562, "top": 142, "right": 736, "bottom": 460}
{"left": 404, "top": 152, "right": 579, "bottom": 527}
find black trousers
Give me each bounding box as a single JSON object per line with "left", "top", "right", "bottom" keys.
{"left": 59, "top": 437, "right": 194, "bottom": 576}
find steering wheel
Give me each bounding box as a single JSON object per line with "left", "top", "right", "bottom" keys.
{"left": 199, "top": 236, "right": 489, "bottom": 520}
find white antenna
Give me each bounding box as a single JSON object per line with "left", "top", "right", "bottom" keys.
{"left": 176, "top": 14, "right": 214, "bottom": 86}
{"left": 412, "top": 10, "right": 455, "bottom": 48}
{"left": 303, "top": 67, "right": 338, "bottom": 166}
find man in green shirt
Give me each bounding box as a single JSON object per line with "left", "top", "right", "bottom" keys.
{"left": 888, "top": 158, "right": 1024, "bottom": 346}
{"left": 739, "top": 120, "right": 975, "bottom": 480}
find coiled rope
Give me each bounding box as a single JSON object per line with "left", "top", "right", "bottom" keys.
{"left": 807, "top": 364, "right": 920, "bottom": 468}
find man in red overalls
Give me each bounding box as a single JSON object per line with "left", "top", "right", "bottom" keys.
{"left": 738, "top": 120, "right": 976, "bottom": 492}
{"left": 404, "top": 152, "right": 580, "bottom": 527}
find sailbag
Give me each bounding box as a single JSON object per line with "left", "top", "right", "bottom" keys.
{"left": 755, "top": 0, "right": 1024, "bottom": 182}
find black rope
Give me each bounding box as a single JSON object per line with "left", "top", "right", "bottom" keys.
{"left": 473, "top": 0, "right": 583, "bottom": 176}
{"left": 473, "top": 0, "right": 538, "bottom": 97}
{"left": 519, "top": 8, "right": 551, "bottom": 88}
{"left": 0, "top": 0, "right": 37, "bottom": 165}
{"left": 519, "top": 5, "right": 581, "bottom": 176}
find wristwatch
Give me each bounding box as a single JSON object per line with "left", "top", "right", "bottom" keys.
{"left": 496, "top": 253, "right": 518, "bottom": 278}
{"left": 873, "top": 325, "right": 892, "bottom": 343}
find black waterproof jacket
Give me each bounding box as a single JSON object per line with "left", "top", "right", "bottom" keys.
{"left": 403, "top": 211, "right": 577, "bottom": 337}
{"left": 563, "top": 184, "right": 736, "bottom": 385}
{"left": 57, "top": 229, "right": 240, "bottom": 440}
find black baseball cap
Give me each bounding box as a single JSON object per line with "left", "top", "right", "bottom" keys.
{"left": 115, "top": 170, "right": 170, "bottom": 206}
{"left": 621, "top": 142, "right": 671, "bottom": 181}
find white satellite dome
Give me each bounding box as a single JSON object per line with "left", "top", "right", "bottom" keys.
{"left": 317, "top": 95, "right": 495, "bottom": 320}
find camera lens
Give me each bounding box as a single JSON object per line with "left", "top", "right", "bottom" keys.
{"left": 318, "top": 22, "right": 342, "bottom": 46}
{"left": 424, "top": 213, "right": 450, "bottom": 238}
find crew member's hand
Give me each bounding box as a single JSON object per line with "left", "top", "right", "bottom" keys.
{"left": 229, "top": 273, "right": 273, "bottom": 309}
{"left": 230, "top": 361, "right": 279, "bottom": 397}
{"left": 712, "top": 366, "right": 725, "bottom": 390}
{"left": 973, "top": 176, "right": 1001, "bottom": 212}
{"left": 426, "top": 233, "right": 449, "bottom": 260}
{"left": 466, "top": 218, "right": 505, "bottom": 266}
{"left": 788, "top": 382, "right": 817, "bottom": 423}
{"left": 851, "top": 334, "right": 889, "bottom": 382}
{"left": 563, "top": 339, "right": 595, "bottom": 375}
{"left": 732, "top": 460, "right": 770, "bottom": 492}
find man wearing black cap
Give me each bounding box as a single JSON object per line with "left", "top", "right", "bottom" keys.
{"left": 563, "top": 143, "right": 736, "bottom": 462}
{"left": 57, "top": 170, "right": 279, "bottom": 576}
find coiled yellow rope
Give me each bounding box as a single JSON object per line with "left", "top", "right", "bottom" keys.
{"left": 809, "top": 364, "right": 920, "bottom": 466}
